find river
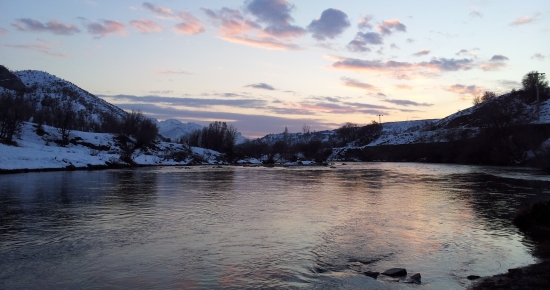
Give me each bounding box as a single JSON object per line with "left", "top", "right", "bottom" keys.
{"left": 1, "top": 163, "right": 550, "bottom": 289}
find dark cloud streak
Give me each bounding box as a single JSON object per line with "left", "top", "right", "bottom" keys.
{"left": 245, "top": 83, "right": 276, "bottom": 90}
{"left": 12, "top": 18, "right": 80, "bottom": 35}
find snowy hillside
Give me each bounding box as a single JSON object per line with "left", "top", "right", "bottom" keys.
{"left": 14, "top": 70, "right": 127, "bottom": 122}
{"left": 156, "top": 119, "right": 248, "bottom": 144}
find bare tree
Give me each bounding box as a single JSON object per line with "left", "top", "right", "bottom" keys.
{"left": 52, "top": 96, "right": 76, "bottom": 144}
{"left": 472, "top": 95, "right": 482, "bottom": 106}
{"left": 0, "top": 91, "right": 34, "bottom": 144}
{"left": 302, "top": 123, "right": 311, "bottom": 143}
{"left": 481, "top": 91, "right": 497, "bottom": 103}
{"left": 336, "top": 122, "right": 359, "bottom": 145}
{"left": 117, "top": 110, "right": 159, "bottom": 163}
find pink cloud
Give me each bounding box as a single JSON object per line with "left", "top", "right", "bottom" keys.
{"left": 0, "top": 28, "right": 7, "bottom": 36}
{"left": 395, "top": 84, "right": 413, "bottom": 90}
{"left": 376, "top": 19, "right": 406, "bottom": 35}
{"left": 203, "top": 7, "right": 260, "bottom": 36}
{"left": 143, "top": 2, "right": 175, "bottom": 19}
{"left": 510, "top": 15, "right": 538, "bottom": 26}
{"left": 341, "top": 77, "right": 377, "bottom": 91}
{"left": 445, "top": 84, "right": 484, "bottom": 96}
{"left": 173, "top": 12, "right": 205, "bottom": 35}
{"left": 358, "top": 15, "right": 373, "bottom": 30}
{"left": 130, "top": 19, "right": 164, "bottom": 33}
{"left": 202, "top": 1, "right": 303, "bottom": 50}
{"left": 221, "top": 35, "right": 300, "bottom": 50}
{"left": 85, "top": 20, "right": 126, "bottom": 37}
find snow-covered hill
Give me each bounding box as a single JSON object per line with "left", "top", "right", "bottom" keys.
{"left": 156, "top": 119, "right": 204, "bottom": 141}
{"left": 14, "top": 70, "right": 127, "bottom": 123}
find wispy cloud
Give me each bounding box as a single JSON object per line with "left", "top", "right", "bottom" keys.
{"left": 143, "top": 2, "right": 175, "bottom": 19}
{"left": 142, "top": 2, "right": 204, "bottom": 35}
{"left": 148, "top": 90, "right": 173, "bottom": 94}
{"left": 297, "top": 101, "right": 390, "bottom": 115}
{"left": 82, "top": 19, "right": 126, "bottom": 38}
{"left": 0, "top": 28, "right": 7, "bottom": 36}
{"left": 222, "top": 35, "right": 300, "bottom": 50}
{"left": 469, "top": 9, "right": 483, "bottom": 18}
{"left": 498, "top": 80, "right": 521, "bottom": 91}
{"left": 445, "top": 84, "right": 484, "bottom": 96}
{"left": 412, "top": 49, "right": 430, "bottom": 57}
{"left": 376, "top": 19, "right": 406, "bottom": 35}
{"left": 490, "top": 55, "right": 509, "bottom": 61}
{"left": 5, "top": 42, "right": 68, "bottom": 57}
{"left": 12, "top": 18, "right": 80, "bottom": 35}
{"left": 357, "top": 15, "right": 373, "bottom": 30}
{"left": 331, "top": 56, "right": 474, "bottom": 74}
{"left": 108, "top": 94, "right": 268, "bottom": 109}
{"left": 347, "top": 32, "right": 383, "bottom": 52}
{"left": 455, "top": 48, "right": 480, "bottom": 57}
{"left": 341, "top": 77, "right": 377, "bottom": 91}
{"left": 479, "top": 54, "right": 509, "bottom": 71}
{"left": 103, "top": 101, "right": 333, "bottom": 138}
{"left": 510, "top": 14, "right": 538, "bottom": 26}
{"left": 531, "top": 53, "right": 545, "bottom": 61}
{"left": 245, "top": 83, "right": 276, "bottom": 90}
{"left": 130, "top": 19, "right": 164, "bottom": 33}
{"left": 307, "top": 8, "right": 350, "bottom": 41}
{"left": 381, "top": 99, "right": 433, "bottom": 107}
{"left": 173, "top": 12, "right": 205, "bottom": 34}
{"left": 395, "top": 84, "right": 413, "bottom": 90}
{"left": 156, "top": 70, "right": 191, "bottom": 75}
{"left": 347, "top": 18, "right": 406, "bottom": 53}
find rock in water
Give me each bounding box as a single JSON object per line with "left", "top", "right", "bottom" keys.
{"left": 405, "top": 273, "right": 421, "bottom": 283}
{"left": 467, "top": 275, "right": 481, "bottom": 280}
{"left": 364, "top": 271, "right": 380, "bottom": 279}
{"left": 382, "top": 268, "right": 407, "bottom": 277}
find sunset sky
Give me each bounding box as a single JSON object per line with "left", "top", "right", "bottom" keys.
{"left": 1, "top": 0, "right": 548, "bottom": 137}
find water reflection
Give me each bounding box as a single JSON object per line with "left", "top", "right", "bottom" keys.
{"left": 106, "top": 169, "right": 158, "bottom": 206}
{"left": 0, "top": 164, "right": 549, "bottom": 289}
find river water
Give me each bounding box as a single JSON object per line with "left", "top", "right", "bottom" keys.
{"left": 1, "top": 163, "right": 550, "bottom": 289}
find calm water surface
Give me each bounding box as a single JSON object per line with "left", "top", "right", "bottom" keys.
{"left": 1, "top": 163, "right": 550, "bottom": 289}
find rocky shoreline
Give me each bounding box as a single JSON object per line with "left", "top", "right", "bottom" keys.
{"left": 469, "top": 260, "right": 550, "bottom": 289}
{"left": 469, "top": 200, "right": 550, "bottom": 289}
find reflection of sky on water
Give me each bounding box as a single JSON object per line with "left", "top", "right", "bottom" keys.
{"left": 1, "top": 163, "right": 550, "bottom": 289}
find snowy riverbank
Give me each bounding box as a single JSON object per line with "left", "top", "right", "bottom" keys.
{"left": 0, "top": 122, "right": 230, "bottom": 172}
